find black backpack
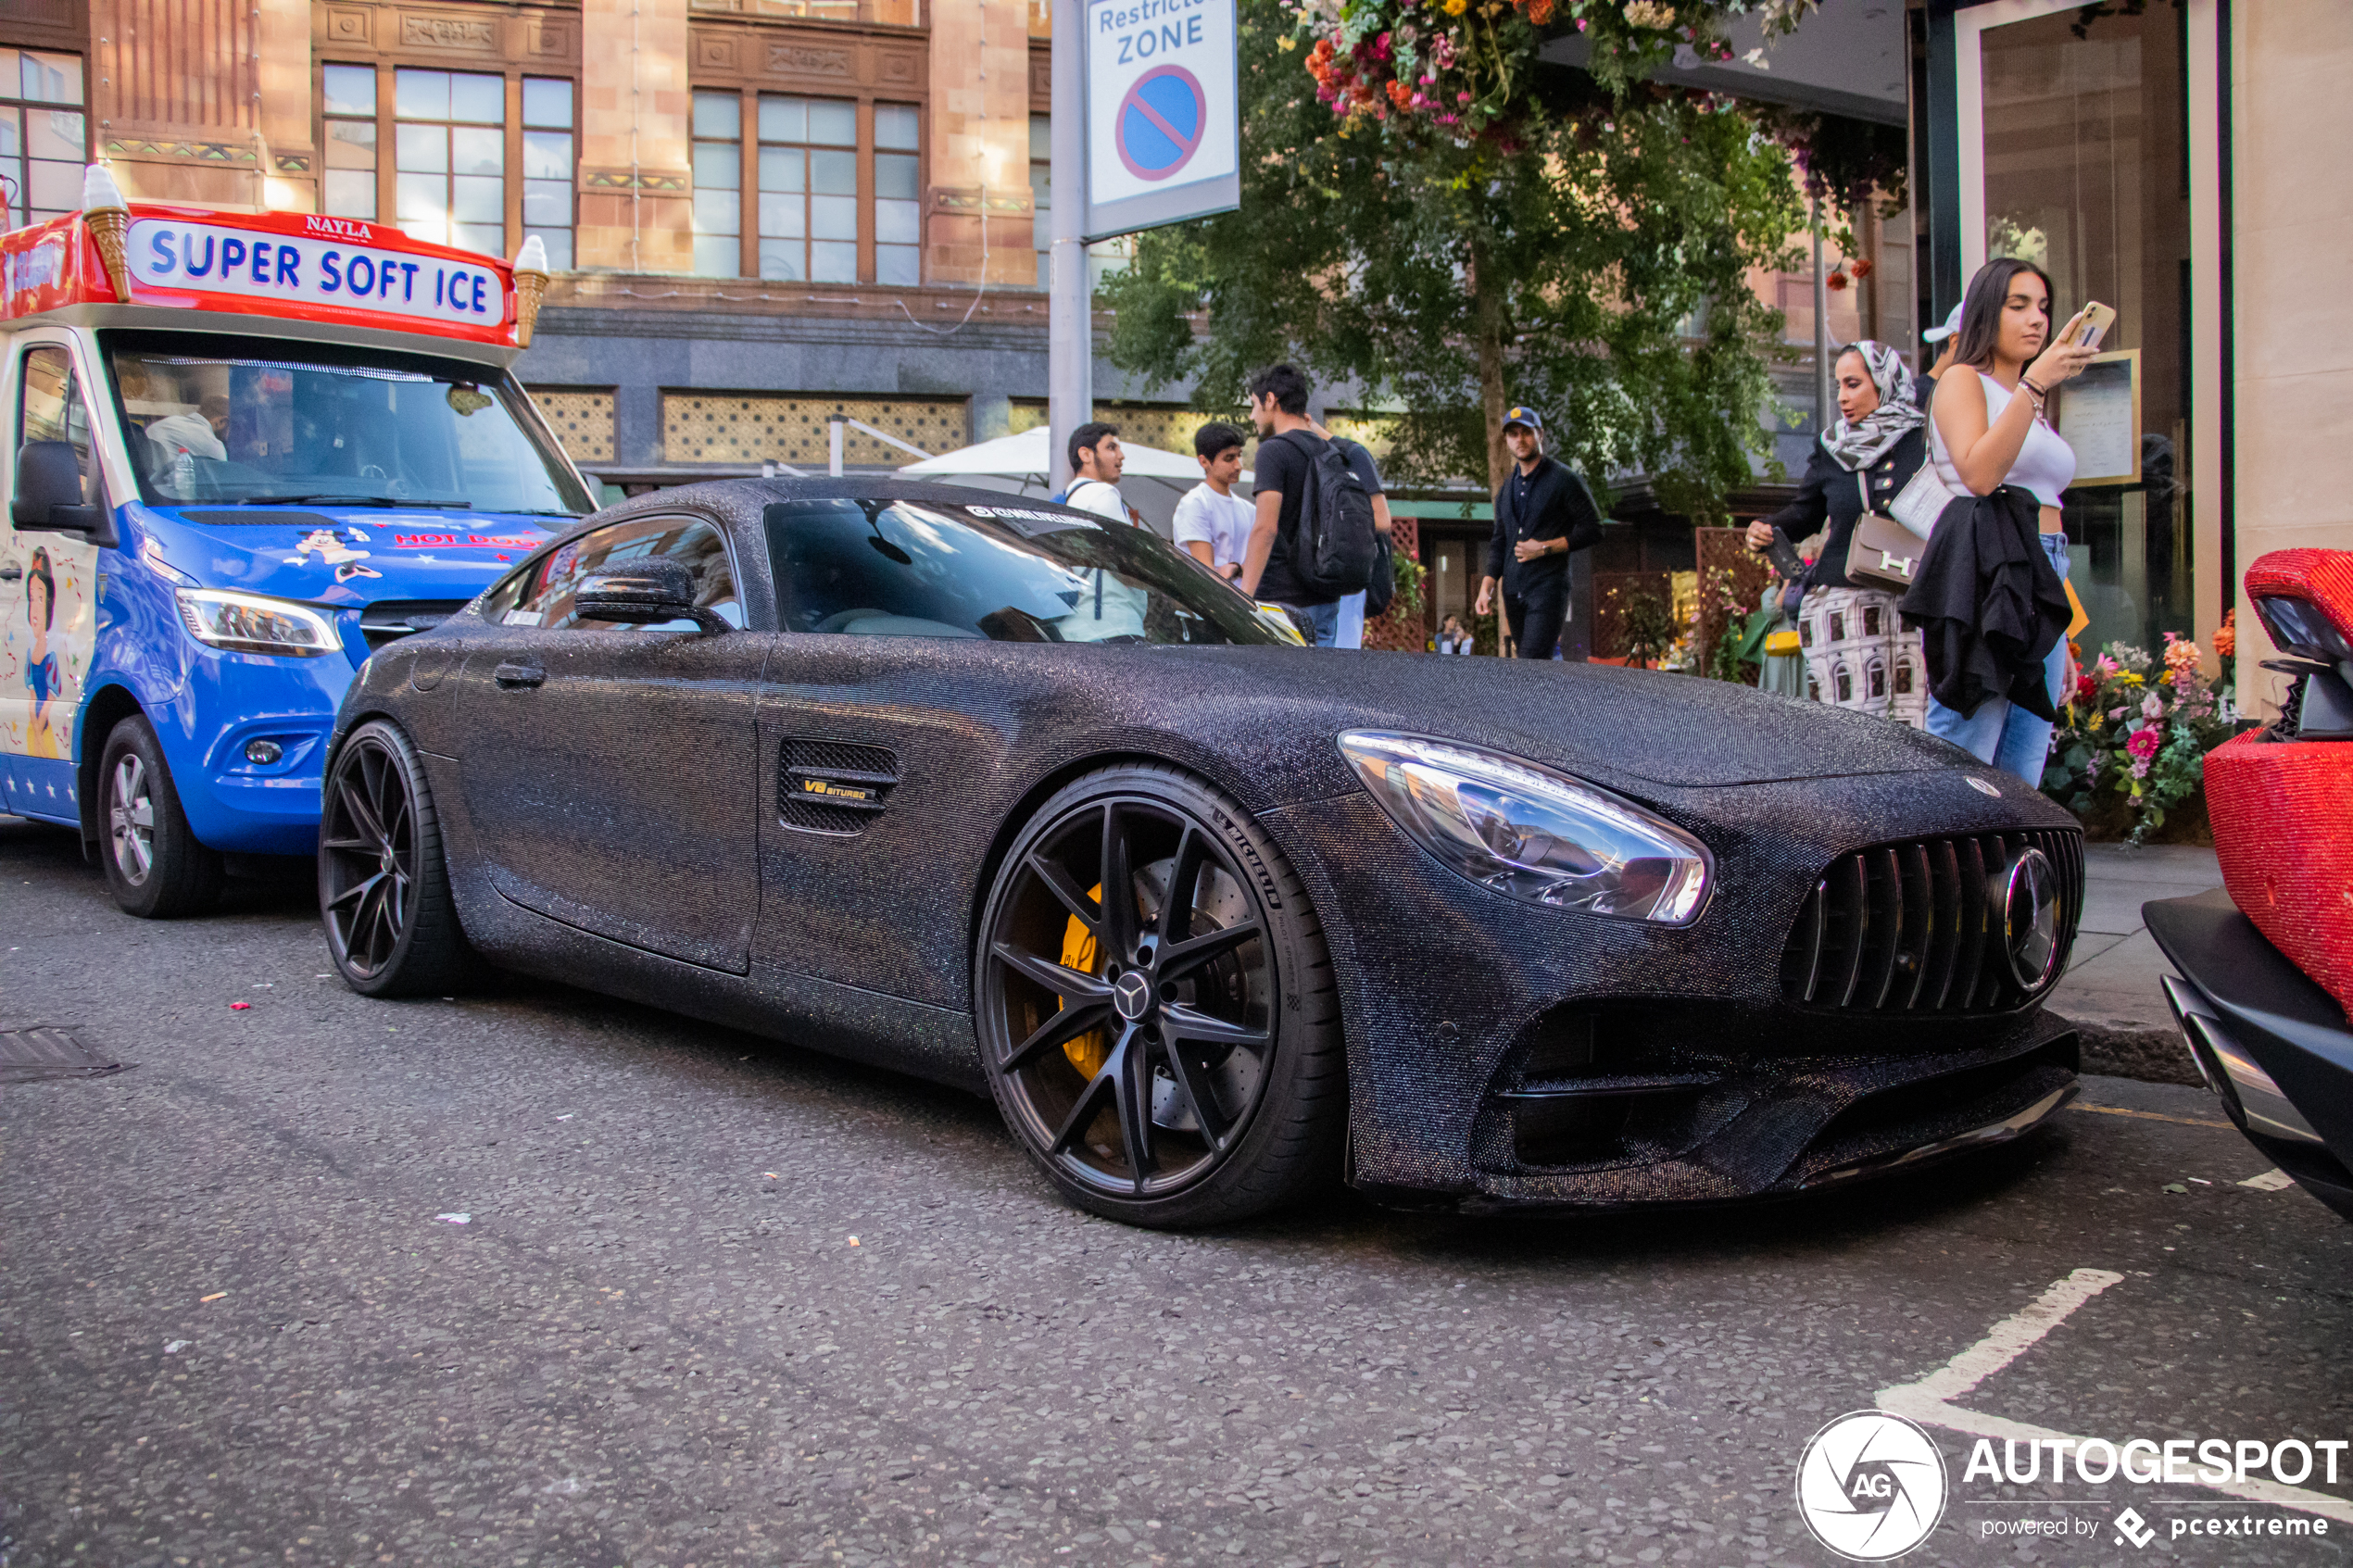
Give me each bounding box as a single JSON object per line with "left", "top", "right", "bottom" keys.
{"left": 1277, "top": 432, "right": 1378, "bottom": 597}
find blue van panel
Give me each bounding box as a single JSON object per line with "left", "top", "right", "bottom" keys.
{"left": 2, "top": 755, "right": 78, "bottom": 824}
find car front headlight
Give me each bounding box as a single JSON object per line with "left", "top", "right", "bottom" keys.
{"left": 175, "top": 588, "right": 339, "bottom": 659}
{"left": 1338, "top": 731, "right": 1711, "bottom": 925}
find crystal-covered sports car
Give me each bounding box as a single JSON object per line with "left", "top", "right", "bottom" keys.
{"left": 320, "top": 478, "right": 2086, "bottom": 1226}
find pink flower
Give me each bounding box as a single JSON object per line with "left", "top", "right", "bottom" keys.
{"left": 2126, "top": 727, "right": 2161, "bottom": 761}
{"left": 2141, "top": 691, "right": 2164, "bottom": 720}
{"left": 2130, "top": 758, "right": 2151, "bottom": 780}
{"left": 1457, "top": 90, "right": 1473, "bottom": 104}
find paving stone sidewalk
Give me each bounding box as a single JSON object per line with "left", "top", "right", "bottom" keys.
{"left": 2048, "top": 841, "right": 2222, "bottom": 1085}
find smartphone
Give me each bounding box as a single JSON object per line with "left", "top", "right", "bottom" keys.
{"left": 2071, "top": 301, "right": 2116, "bottom": 351}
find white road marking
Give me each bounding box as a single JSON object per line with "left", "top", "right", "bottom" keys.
{"left": 1879, "top": 1269, "right": 2353, "bottom": 1524}
{"left": 2241, "top": 1168, "right": 2296, "bottom": 1192}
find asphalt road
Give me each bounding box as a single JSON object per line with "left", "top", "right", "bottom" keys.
{"left": 3, "top": 814, "right": 2349, "bottom": 1568}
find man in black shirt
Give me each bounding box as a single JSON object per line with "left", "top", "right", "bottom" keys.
{"left": 1237, "top": 363, "right": 1345, "bottom": 646}
{"left": 1474, "top": 405, "right": 1603, "bottom": 660}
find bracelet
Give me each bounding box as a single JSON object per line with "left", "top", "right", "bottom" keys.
{"left": 2020, "top": 376, "right": 2047, "bottom": 399}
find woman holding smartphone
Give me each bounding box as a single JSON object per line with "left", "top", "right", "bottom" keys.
{"left": 1920, "top": 257, "right": 2101, "bottom": 779}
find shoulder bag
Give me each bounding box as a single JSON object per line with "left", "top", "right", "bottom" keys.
{"left": 1845, "top": 470, "right": 1929, "bottom": 592}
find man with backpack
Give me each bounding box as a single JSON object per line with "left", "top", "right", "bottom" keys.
{"left": 1473, "top": 405, "right": 1604, "bottom": 661}
{"left": 1236, "top": 364, "right": 1379, "bottom": 647}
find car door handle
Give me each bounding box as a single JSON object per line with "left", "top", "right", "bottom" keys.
{"left": 493, "top": 661, "right": 546, "bottom": 689}
{"left": 0, "top": 563, "right": 19, "bottom": 582}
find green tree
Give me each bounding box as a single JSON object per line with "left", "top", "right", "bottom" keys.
{"left": 1099, "top": 0, "right": 1808, "bottom": 508}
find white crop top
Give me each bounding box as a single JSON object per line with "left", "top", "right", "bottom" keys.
{"left": 1929, "top": 366, "right": 2076, "bottom": 509}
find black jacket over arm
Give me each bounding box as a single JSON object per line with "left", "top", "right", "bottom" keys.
{"left": 1898, "top": 484, "right": 2070, "bottom": 721}
{"left": 1487, "top": 456, "right": 1604, "bottom": 593}
{"left": 1761, "top": 429, "right": 1928, "bottom": 593}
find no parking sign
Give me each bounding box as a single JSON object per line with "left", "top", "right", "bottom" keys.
{"left": 1083, "top": 0, "right": 1239, "bottom": 240}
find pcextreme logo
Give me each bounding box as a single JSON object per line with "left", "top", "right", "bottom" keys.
{"left": 1795, "top": 1411, "right": 1949, "bottom": 1561}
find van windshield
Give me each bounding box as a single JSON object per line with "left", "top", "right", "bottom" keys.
{"left": 102, "top": 331, "right": 595, "bottom": 516}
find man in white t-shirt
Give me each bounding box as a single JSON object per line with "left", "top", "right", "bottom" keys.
{"left": 1061, "top": 421, "right": 1134, "bottom": 524}
{"left": 1171, "top": 420, "right": 1253, "bottom": 582}
{"left": 1053, "top": 420, "right": 1148, "bottom": 641}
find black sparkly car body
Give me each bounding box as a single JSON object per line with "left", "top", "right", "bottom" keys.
{"left": 320, "top": 478, "right": 2086, "bottom": 1226}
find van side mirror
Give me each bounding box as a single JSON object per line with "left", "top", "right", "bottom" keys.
{"left": 12, "top": 441, "right": 101, "bottom": 533}
{"left": 574, "top": 557, "right": 730, "bottom": 634}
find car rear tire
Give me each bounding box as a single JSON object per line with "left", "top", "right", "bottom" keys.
{"left": 98, "top": 715, "right": 223, "bottom": 919}
{"left": 975, "top": 763, "right": 1345, "bottom": 1227}
{"left": 319, "top": 719, "right": 480, "bottom": 997}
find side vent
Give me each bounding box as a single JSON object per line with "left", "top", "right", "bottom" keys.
{"left": 778, "top": 737, "right": 899, "bottom": 835}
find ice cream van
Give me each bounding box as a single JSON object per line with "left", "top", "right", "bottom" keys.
{"left": 0, "top": 165, "right": 590, "bottom": 915}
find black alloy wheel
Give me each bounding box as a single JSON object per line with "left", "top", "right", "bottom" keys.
{"left": 96, "top": 714, "right": 223, "bottom": 919}
{"left": 319, "top": 719, "right": 478, "bottom": 997}
{"left": 976, "top": 763, "right": 1344, "bottom": 1226}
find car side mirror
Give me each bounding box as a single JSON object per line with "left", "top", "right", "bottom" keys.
{"left": 574, "top": 557, "right": 730, "bottom": 634}
{"left": 12, "top": 441, "right": 102, "bottom": 533}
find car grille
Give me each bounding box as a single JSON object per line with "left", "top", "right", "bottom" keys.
{"left": 777, "top": 737, "right": 900, "bottom": 835}
{"left": 1780, "top": 830, "right": 2082, "bottom": 1012}
{"left": 359, "top": 600, "right": 469, "bottom": 649}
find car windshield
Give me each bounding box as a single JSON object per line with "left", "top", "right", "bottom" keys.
{"left": 764, "top": 495, "right": 1291, "bottom": 646}
{"left": 103, "top": 331, "right": 595, "bottom": 516}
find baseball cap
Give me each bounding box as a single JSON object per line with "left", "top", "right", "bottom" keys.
{"left": 1502, "top": 405, "right": 1543, "bottom": 433}
{"left": 1922, "top": 303, "right": 1964, "bottom": 344}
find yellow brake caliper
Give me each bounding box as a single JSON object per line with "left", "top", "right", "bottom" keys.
{"left": 1059, "top": 884, "right": 1112, "bottom": 1077}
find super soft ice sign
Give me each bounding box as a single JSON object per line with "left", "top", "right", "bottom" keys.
{"left": 1083, "top": 0, "right": 1239, "bottom": 240}
{"left": 127, "top": 216, "right": 507, "bottom": 329}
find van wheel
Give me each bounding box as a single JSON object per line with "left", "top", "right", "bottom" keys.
{"left": 98, "top": 715, "right": 223, "bottom": 919}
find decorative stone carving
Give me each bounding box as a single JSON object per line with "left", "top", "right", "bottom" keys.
{"left": 400, "top": 14, "right": 498, "bottom": 51}
{"left": 766, "top": 44, "right": 853, "bottom": 79}
{"left": 879, "top": 52, "right": 917, "bottom": 84}
{"left": 324, "top": 7, "right": 372, "bottom": 44}
{"left": 698, "top": 34, "right": 739, "bottom": 71}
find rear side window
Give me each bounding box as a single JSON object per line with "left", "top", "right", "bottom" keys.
{"left": 478, "top": 516, "right": 743, "bottom": 633}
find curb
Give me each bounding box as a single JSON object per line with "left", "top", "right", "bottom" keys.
{"left": 2058, "top": 1015, "right": 2202, "bottom": 1087}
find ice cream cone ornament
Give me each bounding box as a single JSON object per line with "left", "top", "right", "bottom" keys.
{"left": 82, "top": 162, "right": 132, "bottom": 300}
{"left": 510, "top": 233, "right": 548, "bottom": 348}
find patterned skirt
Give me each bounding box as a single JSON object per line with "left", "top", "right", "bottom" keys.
{"left": 1798, "top": 585, "right": 1928, "bottom": 727}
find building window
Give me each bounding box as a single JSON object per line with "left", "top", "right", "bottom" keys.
{"left": 321, "top": 65, "right": 378, "bottom": 221}
{"left": 874, "top": 104, "right": 921, "bottom": 287}
{"left": 1028, "top": 114, "right": 1129, "bottom": 291}
{"left": 396, "top": 69, "right": 505, "bottom": 257}
{"left": 691, "top": 91, "right": 744, "bottom": 278}
{"left": 0, "top": 49, "right": 83, "bottom": 228}
{"left": 522, "top": 77, "right": 574, "bottom": 271}
{"left": 1030, "top": 114, "right": 1051, "bottom": 290}
{"left": 754, "top": 94, "right": 858, "bottom": 282}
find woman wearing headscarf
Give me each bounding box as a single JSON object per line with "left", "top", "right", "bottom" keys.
{"left": 1744, "top": 341, "right": 1932, "bottom": 724}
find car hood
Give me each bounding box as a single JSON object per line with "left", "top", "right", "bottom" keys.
{"left": 134, "top": 502, "right": 563, "bottom": 607}
{"left": 1160, "top": 646, "right": 1969, "bottom": 790}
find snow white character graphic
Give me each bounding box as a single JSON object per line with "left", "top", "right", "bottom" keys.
{"left": 25, "top": 546, "right": 66, "bottom": 759}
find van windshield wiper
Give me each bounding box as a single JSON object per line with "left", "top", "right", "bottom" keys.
{"left": 224, "top": 495, "right": 476, "bottom": 509}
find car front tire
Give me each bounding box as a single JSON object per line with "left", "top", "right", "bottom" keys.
{"left": 98, "top": 714, "right": 224, "bottom": 919}
{"left": 975, "top": 763, "right": 1345, "bottom": 1227}
{"left": 319, "top": 719, "right": 480, "bottom": 997}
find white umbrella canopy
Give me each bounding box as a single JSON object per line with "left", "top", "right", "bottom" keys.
{"left": 897, "top": 425, "right": 1247, "bottom": 485}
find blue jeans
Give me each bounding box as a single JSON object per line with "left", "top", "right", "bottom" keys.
{"left": 1335, "top": 591, "right": 1366, "bottom": 649}
{"left": 1923, "top": 532, "right": 2070, "bottom": 786}
{"left": 1282, "top": 599, "right": 1343, "bottom": 647}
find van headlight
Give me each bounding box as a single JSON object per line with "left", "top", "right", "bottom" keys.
{"left": 175, "top": 588, "right": 338, "bottom": 658}
{"left": 1338, "top": 731, "right": 1711, "bottom": 924}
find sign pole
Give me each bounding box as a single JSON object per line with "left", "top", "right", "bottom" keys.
{"left": 1049, "top": 0, "right": 1090, "bottom": 492}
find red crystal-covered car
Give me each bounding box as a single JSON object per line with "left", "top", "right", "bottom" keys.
{"left": 2145, "top": 549, "right": 2353, "bottom": 1220}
